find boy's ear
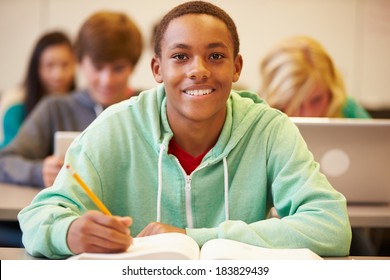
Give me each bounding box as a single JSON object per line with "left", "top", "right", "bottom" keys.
{"left": 151, "top": 56, "right": 163, "bottom": 83}
{"left": 233, "top": 54, "right": 243, "bottom": 83}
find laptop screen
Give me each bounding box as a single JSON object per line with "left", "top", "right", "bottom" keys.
{"left": 291, "top": 117, "right": 390, "bottom": 205}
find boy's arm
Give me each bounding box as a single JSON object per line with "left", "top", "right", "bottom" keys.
{"left": 188, "top": 118, "right": 351, "bottom": 257}
{"left": 17, "top": 144, "right": 132, "bottom": 259}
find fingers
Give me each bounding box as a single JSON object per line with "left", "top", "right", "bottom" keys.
{"left": 66, "top": 212, "right": 187, "bottom": 255}
{"left": 42, "top": 155, "right": 64, "bottom": 187}
{"left": 67, "top": 211, "right": 133, "bottom": 254}
{"left": 94, "top": 214, "right": 132, "bottom": 236}
{"left": 117, "top": 216, "right": 133, "bottom": 229}
{"left": 137, "top": 222, "right": 185, "bottom": 237}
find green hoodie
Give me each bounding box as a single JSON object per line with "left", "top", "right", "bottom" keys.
{"left": 18, "top": 84, "right": 351, "bottom": 259}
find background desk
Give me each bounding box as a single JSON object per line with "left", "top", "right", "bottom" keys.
{"left": 348, "top": 205, "right": 390, "bottom": 228}
{"left": 270, "top": 206, "right": 390, "bottom": 228}
{"left": 0, "top": 183, "right": 40, "bottom": 221}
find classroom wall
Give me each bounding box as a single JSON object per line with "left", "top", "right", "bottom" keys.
{"left": 0, "top": 0, "right": 389, "bottom": 109}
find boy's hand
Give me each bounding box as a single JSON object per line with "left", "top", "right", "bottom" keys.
{"left": 137, "top": 222, "right": 185, "bottom": 237}
{"left": 67, "top": 210, "right": 133, "bottom": 254}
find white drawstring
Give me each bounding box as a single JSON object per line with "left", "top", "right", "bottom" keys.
{"left": 157, "top": 144, "right": 166, "bottom": 222}
{"left": 223, "top": 157, "right": 229, "bottom": 221}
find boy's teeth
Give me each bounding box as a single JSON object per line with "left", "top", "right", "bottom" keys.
{"left": 186, "top": 89, "right": 212, "bottom": 96}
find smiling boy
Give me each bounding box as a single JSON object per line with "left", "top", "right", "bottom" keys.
{"left": 19, "top": 1, "right": 351, "bottom": 259}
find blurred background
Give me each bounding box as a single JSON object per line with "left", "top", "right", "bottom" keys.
{"left": 1, "top": 0, "right": 389, "bottom": 112}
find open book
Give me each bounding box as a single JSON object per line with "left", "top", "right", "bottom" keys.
{"left": 68, "top": 233, "right": 322, "bottom": 260}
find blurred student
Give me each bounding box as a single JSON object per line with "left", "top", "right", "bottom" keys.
{"left": 0, "top": 31, "right": 74, "bottom": 248}
{"left": 260, "top": 35, "right": 375, "bottom": 255}
{"left": 0, "top": 31, "right": 76, "bottom": 149}
{"left": 259, "top": 35, "right": 371, "bottom": 118}
{"left": 0, "top": 11, "right": 143, "bottom": 188}
{"left": 19, "top": 1, "right": 351, "bottom": 259}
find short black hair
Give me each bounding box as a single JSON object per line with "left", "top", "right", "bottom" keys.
{"left": 154, "top": 1, "right": 240, "bottom": 57}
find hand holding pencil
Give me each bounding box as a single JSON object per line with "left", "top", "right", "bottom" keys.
{"left": 66, "top": 164, "right": 133, "bottom": 254}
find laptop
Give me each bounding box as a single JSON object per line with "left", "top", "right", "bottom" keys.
{"left": 54, "top": 131, "right": 81, "bottom": 158}
{"left": 291, "top": 117, "right": 390, "bottom": 205}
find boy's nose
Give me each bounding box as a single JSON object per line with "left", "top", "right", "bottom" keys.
{"left": 99, "top": 70, "right": 115, "bottom": 85}
{"left": 187, "top": 58, "right": 210, "bottom": 80}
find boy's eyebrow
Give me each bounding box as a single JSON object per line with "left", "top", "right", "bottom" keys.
{"left": 168, "top": 41, "right": 229, "bottom": 51}
{"left": 169, "top": 43, "right": 190, "bottom": 51}
{"left": 207, "top": 42, "right": 229, "bottom": 50}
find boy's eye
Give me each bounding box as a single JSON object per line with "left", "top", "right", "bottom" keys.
{"left": 113, "top": 65, "right": 126, "bottom": 72}
{"left": 92, "top": 62, "right": 104, "bottom": 71}
{"left": 209, "top": 53, "right": 224, "bottom": 60}
{"left": 172, "top": 54, "right": 188, "bottom": 60}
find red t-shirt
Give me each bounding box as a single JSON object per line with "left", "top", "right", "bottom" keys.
{"left": 168, "top": 139, "right": 212, "bottom": 175}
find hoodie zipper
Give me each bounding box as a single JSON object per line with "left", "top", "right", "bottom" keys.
{"left": 174, "top": 158, "right": 209, "bottom": 228}
{"left": 184, "top": 175, "right": 193, "bottom": 228}
{"left": 174, "top": 158, "right": 194, "bottom": 228}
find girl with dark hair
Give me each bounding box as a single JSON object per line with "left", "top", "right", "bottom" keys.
{"left": 0, "top": 31, "right": 76, "bottom": 149}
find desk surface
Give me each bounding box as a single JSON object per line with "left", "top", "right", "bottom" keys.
{"left": 1, "top": 247, "right": 390, "bottom": 260}
{"left": 0, "top": 247, "right": 41, "bottom": 260}
{"left": 2, "top": 183, "right": 390, "bottom": 228}
{"left": 0, "top": 183, "right": 41, "bottom": 221}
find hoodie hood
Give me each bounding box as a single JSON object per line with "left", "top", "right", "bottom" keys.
{"left": 135, "top": 84, "right": 270, "bottom": 160}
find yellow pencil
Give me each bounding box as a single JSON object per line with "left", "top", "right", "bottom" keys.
{"left": 66, "top": 164, "right": 112, "bottom": 216}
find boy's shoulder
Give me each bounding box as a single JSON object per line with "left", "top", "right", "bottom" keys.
{"left": 229, "top": 89, "right": 288, "bottom": 128}
{"left": 231, "top": 90, "right": 271, "bottom": 109}
{"left": 95, "top": 86, "right": 162, "bottom": 119}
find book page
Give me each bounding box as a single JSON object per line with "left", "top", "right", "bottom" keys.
{"left": 68, "top": 233, "right": 200, "bottom": 260}
{"left": 199, "top": 239, "right": 323, "bottom": 260}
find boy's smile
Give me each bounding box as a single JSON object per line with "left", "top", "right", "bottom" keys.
{"left": 183, "top": 88, "right": 213, "bottom": 96}
{"left": 152, "top": 14, "right": 243, "bottom": 129}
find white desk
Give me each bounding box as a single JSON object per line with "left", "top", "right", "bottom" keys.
{"left": 0, "top": 183, "right": 41, "bottom": 221}
{"left": 1, "top": 247, "right": 389, "bottom": 260}
{"left": 0, "top": 247, "right": 42, "bottom": 260}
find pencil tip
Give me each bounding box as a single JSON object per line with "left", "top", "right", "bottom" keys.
{"left": 66, "top": 164, "right": 70, "bottom": 169}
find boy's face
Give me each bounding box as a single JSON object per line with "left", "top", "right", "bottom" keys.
{"left": 152, "top": 14, "right": 242, "bottom": 125}
{"left": 80, "top": 56, "right": 133, "bottom": 108}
